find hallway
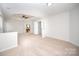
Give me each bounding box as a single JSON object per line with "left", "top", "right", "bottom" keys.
{"left": 0, "top": 33, "right": 79, "bottom": 56}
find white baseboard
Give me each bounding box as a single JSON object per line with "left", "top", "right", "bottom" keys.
{"left": 46, "top": 35, "right": 79, "bottom": 47}
{"left": 68, "top": 41, "right": 79, "bottom": 47}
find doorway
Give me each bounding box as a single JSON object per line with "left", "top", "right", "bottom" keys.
{"left": 26, "top": 24, "right": 30, "bottom": 33}
{"left": 34, "top": 21, "right": 42, "bottom": 36}
{"left": 38, "top": 21, "right": 42, "bottom": 35}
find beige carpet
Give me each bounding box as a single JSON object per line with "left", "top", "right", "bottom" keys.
{"left": 0, "top": 33, "right": 79, "bottom": 56}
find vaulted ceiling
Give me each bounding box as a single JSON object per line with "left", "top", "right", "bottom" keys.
{"left": 0, "top": 3, "right": 79, "bottom": 18}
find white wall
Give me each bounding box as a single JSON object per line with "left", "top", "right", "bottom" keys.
{"left": 46, "top": 12, "right": 69, "bottom": 41}
{"left": 69, "top": 7, "right": 79, "bottom": 46}
{"left": 41, "top": 19, "right": 47, "bottom": 38}
{"left": 30, "top": 21, "right": 34, "bottom": 33}
{"left": 45, "top": 7, "right": 79, "bottom": 46}
{"left": 0, "top": 32, "right": 17, "bottom": 52}
{"left": 34, "top": 21, "right": 39, "bottom": 34}
{"left": 4, "top": 17, "right": 25, "bottom": 33}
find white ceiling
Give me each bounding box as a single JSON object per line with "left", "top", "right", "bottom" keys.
{"left": 0, "top": 3, "right": 79, "bottom": 18}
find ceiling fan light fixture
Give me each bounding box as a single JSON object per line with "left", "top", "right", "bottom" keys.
{"left": 22, "top": 15, "right": 29, "bottom": 19}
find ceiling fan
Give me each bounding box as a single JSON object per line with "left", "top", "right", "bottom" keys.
{"left": 13, "top": 14, "right": 32, "bottom": 19}
{"left": 22, "top": 15, "right": 29, "bottom": 19}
